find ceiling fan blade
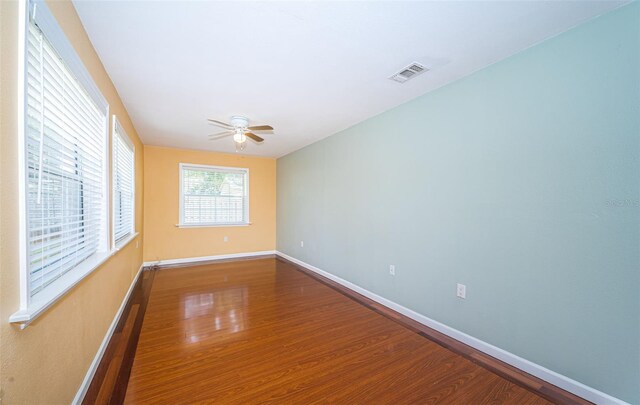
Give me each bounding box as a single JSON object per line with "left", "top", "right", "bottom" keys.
{"left": 245, "top": 132, "right": 264, "bottom": 143}
{"left": 208, "top": 131, "right": 234, "bottom": 140}
{"left": 247, "top": 125, "right": 273, "bottom": 131}
{"left": 209, "top": 130, "right": 234, "bottom": 137}
{"left": 208, "top": 119, "right": 233, "bottom": 129}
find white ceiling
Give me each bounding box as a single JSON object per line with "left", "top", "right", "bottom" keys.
{"left": 73, "top": 0, "right": 626, "bottom": 158}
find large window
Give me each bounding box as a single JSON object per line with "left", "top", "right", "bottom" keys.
{"left": 112, "top": 117, "right": 135, "bottom": 245}
{"left": 179, "top": 164, "right": 249, "bottom": 227}
{"left": 12, "top": 0, "right": 109, "bottom": 322}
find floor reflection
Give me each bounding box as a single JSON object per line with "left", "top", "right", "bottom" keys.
{"left": 182, "top": 287, "right": 248, "bottom": 344}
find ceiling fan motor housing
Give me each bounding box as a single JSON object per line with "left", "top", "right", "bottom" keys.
{"left": 230, "top": 116, "right": 249, "bottom": 129}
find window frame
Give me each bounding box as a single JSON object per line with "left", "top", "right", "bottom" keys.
{"left": 178, "top": 163, "right": 250, "bottom": 228}
{"left": 111, "top": 116, "right": 136, "bottom": 249}
{"left": 11, "top": 0, "right": 111, "bottom": 325}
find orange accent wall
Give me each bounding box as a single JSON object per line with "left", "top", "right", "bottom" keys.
{"left": 0, "top": 1, "right": 144, "bottom": 403}
{"left": 143, "top": 146, "right": 276, "bottom": 262}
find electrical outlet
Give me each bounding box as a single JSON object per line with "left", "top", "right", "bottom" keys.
{"left": 223, "top": 236, "right": 229, "bottom": 242}
{"left": 456, "top": 283, "right": 466, "bottom": 299}
{"left": 300, "top": 241, "right": 304, "bottom": 247}
{"left": 389, "top": 265, "right": 396, "bottom": 276}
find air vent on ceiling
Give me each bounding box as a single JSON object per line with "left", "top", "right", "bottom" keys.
{"left": 389, "top": 62, "right": 429, "bottom": 83}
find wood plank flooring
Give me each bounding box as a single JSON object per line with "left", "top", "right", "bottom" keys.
{"left": 83, "top": 268, "right": 156, "bottom": 405}
{"left": 122, "top": 258, "right": 560, "bottom": 404}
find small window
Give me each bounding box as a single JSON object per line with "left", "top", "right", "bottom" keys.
{"left": 179, "top": 164, "right": 249, "bottom": 227}
{"left": 112, "top": 117, "right": 135, "bottom": 245}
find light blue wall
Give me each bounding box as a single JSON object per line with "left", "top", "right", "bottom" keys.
{"left": 277, "top": 3, "right": 640, "bottom": 403}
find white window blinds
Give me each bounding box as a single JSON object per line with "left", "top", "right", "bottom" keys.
{"left": 25, "top": 12, "right": 107, "bottom": 297}
{"left": 112, "top": 119, "right": 135, "bottom": 243}
{"left": 180, "top": 165, "right": 249, "bottom": 226}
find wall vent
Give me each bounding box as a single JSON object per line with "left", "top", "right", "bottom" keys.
{"left": 389, "top": 62, "right": 429, "bottom": 83}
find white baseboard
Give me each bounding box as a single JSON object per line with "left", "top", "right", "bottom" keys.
{"left": 72, "top": 264, "right": 144, "bottom": 405}
{"left": 276, "top": 251, "right": 627, "bottom": 405}
{"left": 142, "top": 250, "right": 276, "bottom": 268}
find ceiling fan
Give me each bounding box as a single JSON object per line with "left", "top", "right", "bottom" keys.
{"left": 207, "top": 116, "right": 274, "bottom": 151}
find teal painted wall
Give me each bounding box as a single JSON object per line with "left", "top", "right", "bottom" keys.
{"left": 276, "top": 4, "right": 640, "bottom": 403}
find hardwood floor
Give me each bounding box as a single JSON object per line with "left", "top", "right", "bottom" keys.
{"left": 83, "top": 268, "right": 156, "bottom": 405}
{"left": 120, "top": 258, "right": 564, "bottom": 404}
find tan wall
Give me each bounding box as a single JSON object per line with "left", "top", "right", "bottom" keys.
{"left": 0, "top": 1, "right": 144, "bottom": 403}
{"left": 143, "top": 146, "right": 276, "bottom": 262}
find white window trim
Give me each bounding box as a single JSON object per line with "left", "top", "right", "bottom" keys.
{"left": 10, "top": 0, "right": 112, "bottom": 326}
{"left": 113, "top": 232, "right": 139, "bottom": 252}
{"left": 111, "top": 116, "right": 136, "bottom": 249}
{"left": 178, "top": 163, "right": 250, "bottom": 228}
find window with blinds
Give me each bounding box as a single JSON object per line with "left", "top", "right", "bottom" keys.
{"left": 25, "top": 6, "right": 108, "bottom": 298}
{"left": 179, "top": 164, "right": 249, "bottom": 226}
{"left": 112, "top": 118, "right": 135, "bottom": 244}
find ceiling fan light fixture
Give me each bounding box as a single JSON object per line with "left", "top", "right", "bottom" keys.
{"left": 235, "top": 140, "right": 247, "bottom": 152}
{"left": 233, "top": 131, "right": 247, "bottom": 143}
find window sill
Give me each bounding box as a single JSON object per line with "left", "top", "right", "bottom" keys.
{"left": 114, "top": 231, "right": 139, "bottom": 251}
{"left": 10, "top": 232, "right": 139, "bottom": 327}
{"left": 176, "top": 223, "right": 251, "bottom": 228}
